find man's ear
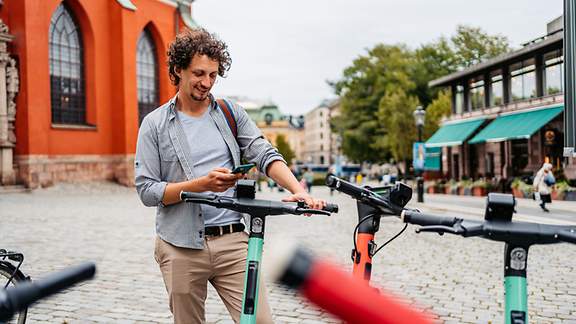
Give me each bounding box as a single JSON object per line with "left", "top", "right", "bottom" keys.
{"left": 175, "top": 67, "right": 182, "bottom": 78}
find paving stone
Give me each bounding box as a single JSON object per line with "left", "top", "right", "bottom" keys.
{"left": 2, "top": 183, "right": 576, "bottom": 323}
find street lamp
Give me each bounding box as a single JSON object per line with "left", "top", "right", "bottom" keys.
{"left": 413, "top": 106, "right": 425, "bottom": 203}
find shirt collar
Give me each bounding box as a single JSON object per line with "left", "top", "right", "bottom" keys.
{"left": 168, "top": 92, "right": 217, "bottom": 120}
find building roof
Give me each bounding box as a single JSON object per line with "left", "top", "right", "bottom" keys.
{"left": 429, "top": 31, "right": 563, "bottom": 88}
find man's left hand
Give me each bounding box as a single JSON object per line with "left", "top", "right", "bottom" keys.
{"left": 282, "top": 191, "right": 326, "bottom": 210}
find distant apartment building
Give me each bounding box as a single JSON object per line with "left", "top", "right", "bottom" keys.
{"left": 304, "top": 100, "right": 334, "bottom": 165}
{"left": 427, "top": 16, "right": 575, "bottom": 182}
{"left": 327, "top": 100, "right": 342, "bottom": 165}
{"left": 228, "top": 96, "right": 305, "bottom": 164}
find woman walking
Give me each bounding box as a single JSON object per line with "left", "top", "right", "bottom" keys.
{"left": 533, "top": 162, "right": 555, "bottom": 212}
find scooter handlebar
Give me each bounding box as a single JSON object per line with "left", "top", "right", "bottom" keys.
{"left": 401, "top": 209, "right": 460, "bottom": 227}
{"left": 180, "top": 191, "right": 218, "bottom": 201}
{"left": 325, "top": 174, "right": 366, "bottom": 200}
{"left": 556, "top": 229, "right": 576, "bottom": 244}
{"left": 323, "top": 203, "right": 339, "bottom": 213}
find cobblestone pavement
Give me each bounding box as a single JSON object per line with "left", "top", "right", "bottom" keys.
{"left": 1, "top": 182, "right": 576, "bottom": 323}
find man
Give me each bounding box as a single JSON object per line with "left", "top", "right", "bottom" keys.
{"left": 135, "top": 28, "right": 325, "bottom": 324}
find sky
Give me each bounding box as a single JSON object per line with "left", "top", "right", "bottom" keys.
{"left": 192, "top": 0, "right": 564, "bottom": 116}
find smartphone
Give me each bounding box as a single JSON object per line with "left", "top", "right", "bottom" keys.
{"left": 231, "top": 163, "right": 255, "bottom": 174}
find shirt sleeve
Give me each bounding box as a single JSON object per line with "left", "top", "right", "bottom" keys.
{"left": 134, "top": 117, "right": 167, "bottom": 207}
{"left": 232, "top": 103, "right": 287, "bottom": 177}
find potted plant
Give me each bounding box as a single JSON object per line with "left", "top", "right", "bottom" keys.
{"left": 458, "top": 179, "right": 473, "bottom": 196}
{"left": 445, "top": 180, "right": 457, "bottom": 195}
{"left": 565, "top": 187, "right": 576, "bottom": 201}
{"left": 472, "top": 179, "right": 489, "bottom": 196}
{"left": 555, "top": 181, "right": 576, "bottom": 201}
{"left": 511, "top": 178, "right": 528, "bottom": 198}
{"left": 425, "top": 181, "right": 438, "bottom": 194}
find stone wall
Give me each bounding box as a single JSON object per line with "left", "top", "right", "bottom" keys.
{"left": 16, "top": 155, "right": 135, "bottom": 189}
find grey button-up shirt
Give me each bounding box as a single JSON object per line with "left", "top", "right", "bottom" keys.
{"left": 135, "top": 94, "right": 286, "bottom": 249}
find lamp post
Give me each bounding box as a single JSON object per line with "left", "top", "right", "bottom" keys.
{"left": 413, "top": 106, "right": 425, "bottom": 203}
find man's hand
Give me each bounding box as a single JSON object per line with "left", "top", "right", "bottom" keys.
{"left": 200, "top": 167, "right": 243, "bottom": 192}
{"left": 282, "top": 191, "right": 326, "bottom": 211}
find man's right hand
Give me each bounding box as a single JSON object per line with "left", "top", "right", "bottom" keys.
{"left": 200, "top": 167, "right": 243, "bottom": 192}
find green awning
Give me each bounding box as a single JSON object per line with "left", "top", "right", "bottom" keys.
{"left": 425, "top": 118, "right": 486, "bottom": 148}
{"left": 469, "top": 105, "right": 563, "bottom": 144}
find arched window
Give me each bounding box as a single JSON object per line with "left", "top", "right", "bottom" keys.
{"left": 137, "top": 29, "right": 159, "bottom": 125}
{"left": 49, "top": 3, "right": 85, "bottom": 125}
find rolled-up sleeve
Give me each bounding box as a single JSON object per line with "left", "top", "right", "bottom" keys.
{"left": 234, "top": 105, "right": 286, "bottom": 177}
{"left": 135, "top": 117, "right": 167, "bottom": 207}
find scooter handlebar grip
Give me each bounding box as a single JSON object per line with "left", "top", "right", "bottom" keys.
{"left": 402, "top": 209, "right": 459, "bottom": 227}
{"left": 325, "top": 175, "right": 365, "bottom": 199}
{"left": 323, "top": 203, "right": 339, "bottom": 213}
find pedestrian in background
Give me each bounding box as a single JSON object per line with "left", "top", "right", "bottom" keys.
{"left": 533, "top": 162, "right": 555, "bottom": 212}
{"left": 303, "top": 168, "right": 314, "bottom": 193}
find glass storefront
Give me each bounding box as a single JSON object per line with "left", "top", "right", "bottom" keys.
{"left": 510, "top": 59, "right": 537, "bottom": 101}
{"left": 544, "top": 49, "right": 563, "bottom": 95}
{"left": 469, "top": 77, "right": 485, "bottom": 111}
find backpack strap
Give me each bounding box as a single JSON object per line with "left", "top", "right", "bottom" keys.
{"left": 216, "top": 98, "right": 238, "bottom": 138}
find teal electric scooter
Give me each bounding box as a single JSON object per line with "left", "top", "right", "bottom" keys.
{"left": 181, "top": 180, "right": 338, "bottom": 324}
{"left": 401, "top": 193, "right": 576, "bottom": 324}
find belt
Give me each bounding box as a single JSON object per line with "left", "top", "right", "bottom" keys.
{"left": 204, "top": 223, "right": 245, "bottom": 237}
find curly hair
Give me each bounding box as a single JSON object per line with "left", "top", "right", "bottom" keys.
{"left": 167, "top": 28, "right": 232, "bottom": 86}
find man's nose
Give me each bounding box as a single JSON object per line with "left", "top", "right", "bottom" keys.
{"left": 200, "top": 76, "right": 214, "bottom": 88}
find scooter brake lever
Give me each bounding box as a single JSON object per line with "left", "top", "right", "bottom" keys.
{"left": 416, "top": 225, "right": 461, "bottom": 235}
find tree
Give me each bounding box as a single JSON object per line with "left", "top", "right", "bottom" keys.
{"left": 330, "top": 25, "right": 510, "bottom": 164}
{"left": 423, "top": 90, "right": 452, "bottom": 139}
{"left": 450, "top": 25, "right": 510, "bottom": 68}
{"left": 274, "top": 134, "right": 295, "bottom": 166}
{"left": 376, "top": 89, "right": 420, "bottom": 165}
{"left": 330, "top": 44, "right": 414, "bottom": 163}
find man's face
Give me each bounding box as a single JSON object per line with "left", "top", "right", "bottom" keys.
{"left": 177, "top": 54, "right": 219, "bottom": 102}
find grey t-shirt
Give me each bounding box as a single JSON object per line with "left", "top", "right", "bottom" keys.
{"left": 178, "top": 110, "right": 242, "bottom": 226}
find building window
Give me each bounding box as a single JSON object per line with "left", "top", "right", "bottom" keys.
{"left": 49, "top": 4, "right": 85, "bottom": 125}
{"left": 490, "top": 71, "right": 503, "bottom": 106}
{"left": 469, "top": 77, "right": 485, "bottom": 111}
{"left": 455, "top": 85, "right": 464, "bottom": 114}
{"left": 485, "top": 153, "right": 495, "bottom": 178}
{"left": 510, "top": 59, "right": 536, "bottom": 102}
{"left": 511, "top": 139, "right": 529, "bottom": 175}
{"left": 137, "top": 29, "right": 159, "bottom": 125}
{"left": 320, "top": 132, "right": 323, "bottom": 140}
{"left": 543, "top": 49, "right": 563, "bottom": 95}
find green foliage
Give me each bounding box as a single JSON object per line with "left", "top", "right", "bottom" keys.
{"left": 423, "top": 90, "right": 452, "bottom": 139}
{"left": 376, "top": 89, "right": 419, "bottom": 163}
{"left": 330, "top": 25, "right": 510, "bottom": 164}
{"left": 274, "top": 134, "right": 295, "bottom": 166}
{"left": 450, "top": 25, "right": 510, "bottom": 68}
{"left": 330, "top": 44, "right": 413, "bottom": 163}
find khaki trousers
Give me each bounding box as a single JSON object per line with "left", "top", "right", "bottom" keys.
{"left": 154, "top": 232, "right": 273, "bottom": 324}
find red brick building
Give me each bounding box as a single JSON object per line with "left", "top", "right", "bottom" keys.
{"left": 0, "top": 0, "right": 197, "bottom": 188}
